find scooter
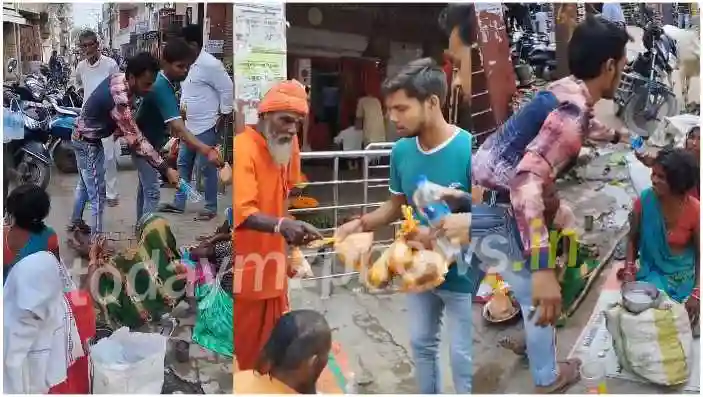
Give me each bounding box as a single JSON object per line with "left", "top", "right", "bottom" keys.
{"left": 3, "top": 102, "right": 53, "bottom": 190}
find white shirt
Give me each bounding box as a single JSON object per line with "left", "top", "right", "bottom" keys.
{"left": 180, "top": 50, "right": 234, "bottom": 135}
{"left": 334, "top": 126, "right": 363, "bottom": 151}
{"left": 355, "top": 96, "right": 386, "bottom": 144}
{"left": 534, "top": 11, "right": 548, "bottom": 34}
{"left": 75, "top": 55, "right": 119, "bottom": 100}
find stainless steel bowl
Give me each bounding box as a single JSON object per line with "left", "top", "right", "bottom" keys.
{"left": 621, "top": 281, "right": 660, "bottom": 314}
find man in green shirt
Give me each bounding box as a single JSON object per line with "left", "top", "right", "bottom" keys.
{"left": 134, "top": 38, "right": 222, "bottom": 227}
{"left": 336, "top": 59, "right": 476, "bottom": 393}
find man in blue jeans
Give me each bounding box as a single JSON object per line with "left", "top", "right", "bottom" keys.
{"left": 70, "top": 52, "right": 180, "bottom": 244}
{"left": 158, "top": 25, "right": 233, "bottom": 220}
{"left": 441, "top": 6, "right": 630, "bottom": 393}
{"left": 134, "top": 38, "right": 223, "bottom": 228}
{"left": 335, "top": 59, "right": 477, "bottom": 393}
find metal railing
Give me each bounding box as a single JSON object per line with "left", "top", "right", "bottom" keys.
{"left": 290, "top": 143, "right": 398, "bottom": 295}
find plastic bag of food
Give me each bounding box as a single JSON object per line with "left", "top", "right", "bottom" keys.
{"left": 399, "top": 250, "right": 449, "bottom": 293}
{"left": 487, "top": 283, "right": 515, "bottom": 320}
{"left": 289, "top": 247, "right": 314, "bottom": 278}
{"left": 334, "top": 232, "right": 373, "bottom": 270}
{"left": 364, "top": 248, "right": 392, "bottom": 289}
{"left": 218, "top": 162, "right": 232, "bottom": 185}
{"left": 387, "top": 239, "right": 415, "bottom": 275}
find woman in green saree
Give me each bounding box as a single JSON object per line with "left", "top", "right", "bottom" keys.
{"left": 89, "top": 214, "right": 188, "bottom": 329}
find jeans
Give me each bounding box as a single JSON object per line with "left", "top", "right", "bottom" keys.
{"left": 133, "top": 154, "right": 161, "bottom": 227}
{"left": 407, "top": 289, "right": 474, "bottom": 393}
{"left": 71, "top": 139, "right": 106, "bottom": 238}
{"left": 679, "top": 13, "right": 691, "bottom": 28}
{"left": 172, "top": 126, "right": 218, "bottom": 213}
{"left": 102, "top": 136, "right": 119, "bottom": 200}
{"left": 467, "top": 203, "right": 559, "bottom": 387}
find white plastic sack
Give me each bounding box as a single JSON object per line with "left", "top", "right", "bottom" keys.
{"left": 605, "top": 295, "right": 694, "bottom": 386}
{"left": 649, "top": 114, "right": 700, "bottom": 148}
{"left": 90, "top": 327, "right": 168, "bottom": 394}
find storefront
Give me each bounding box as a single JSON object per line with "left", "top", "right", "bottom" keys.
{"left": 284, "top": 4, "right": 449, "bottom": 150}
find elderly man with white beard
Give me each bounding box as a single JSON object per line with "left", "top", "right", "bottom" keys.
{"left": 232, "top": 80, "right": 322, "bottom": 371}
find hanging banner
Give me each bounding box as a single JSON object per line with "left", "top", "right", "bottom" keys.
{"left": 234, "top": 2, "right": 287, "bottom": 124}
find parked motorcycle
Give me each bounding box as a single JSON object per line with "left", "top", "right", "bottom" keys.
{"left": 510, "top": 30, "right": 556, "bottom": 81}
{"left": 527, "top": 42, "right": 556, "bottom": 81}
{"left": 3, "top": 64, "right": 52, "bottom": 190}
{"left": 615, "top": 22, "right": 679, "bottom": 138}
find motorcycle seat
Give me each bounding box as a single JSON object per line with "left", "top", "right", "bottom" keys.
{"left": 53, "top": 104, "right": 80, "bottom": 117}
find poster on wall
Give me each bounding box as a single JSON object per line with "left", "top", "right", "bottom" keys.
{"left": 234, "top": 2, "right": 287, "bottom": 54}
{"left": 234, "top": 2, "right": 287, "bottom": 125}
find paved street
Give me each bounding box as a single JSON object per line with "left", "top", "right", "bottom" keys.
{"left": 43, "top": 157, "right": 233, "bottom": 394}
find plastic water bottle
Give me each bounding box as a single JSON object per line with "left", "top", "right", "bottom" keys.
{"left": 630, "top": 132, "right": 645, "bottom": 154}
{"left": 178, "top": 178, "right": 203, "bottom": 203}
{"left": 414, "top": 175, "right": 460, "bottom": 258}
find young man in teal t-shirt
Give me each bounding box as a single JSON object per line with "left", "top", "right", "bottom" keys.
{"left": 335, "top": 58, "right": 477, "bottom": 393}
{"left": 133, "top": 38, "right": 223, "bottom": 228}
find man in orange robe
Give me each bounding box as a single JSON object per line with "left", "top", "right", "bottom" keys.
{"left": 233, "top": 80, "right": 322, "bottom": 371}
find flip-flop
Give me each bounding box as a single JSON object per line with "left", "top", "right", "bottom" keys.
{"left": 158, "top": 203, "right": 184, "bottom": 214}
{"left": 66, "top": 221, "right": 91, "bottom": 234}
{"left": 194, "top": 211, "right": 216, "bottom": 221}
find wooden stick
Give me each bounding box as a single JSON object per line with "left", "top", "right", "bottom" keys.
{"left": 564, "top": 228, "right": 630, "bottom": 318}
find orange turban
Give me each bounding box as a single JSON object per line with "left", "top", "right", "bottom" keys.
{"left": 257, "top": 80, "right": 309, "bottom": 116}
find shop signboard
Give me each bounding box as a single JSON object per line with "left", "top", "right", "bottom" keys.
{"left": 234, "top": 2, "right": 287, "bottom": 125}
{"left": 206, "top": 39, "right": 224, "bottom": 54}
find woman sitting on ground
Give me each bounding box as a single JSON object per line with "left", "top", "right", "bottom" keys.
{"left": 234, "top": 310, "right": 333, "bottom": 394}
{"left": 624, "top": 148, "right": 699, "bottom": 321}
{"left": 3, "top": 184, "right": 59, "bottom": 283}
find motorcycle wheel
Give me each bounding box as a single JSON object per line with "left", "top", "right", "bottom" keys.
{"left": 622, "top": 89, "right": 678, "bottom": 139}
{"left": 16, "top": 156, "right": 50, "bottom": 190}
{"left": 53, "top": 142, "right": 78, "bottom": 174}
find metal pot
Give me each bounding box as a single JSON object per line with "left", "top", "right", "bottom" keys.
{"left": 621, "top": 281, "right": 660, "bottom": 314}
{"left": 514, "top": 64, "right": 534, "bottom": 86}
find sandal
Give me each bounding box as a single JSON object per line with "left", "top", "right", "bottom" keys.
{"left": 534, "top": 358, "right": 582, "bottom": 394}
{"left": 194, "top": 211, "right": 216, "bottom": 221}
{"left": 66, "top": 220, "right": 91, "bottom": 235}
{"left": 158, "top": 203, "right": 184, "bottom": 214}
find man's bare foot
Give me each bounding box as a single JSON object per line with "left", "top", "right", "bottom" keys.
{"left": 534, "top": 359, "right": 582, "bottom": 394}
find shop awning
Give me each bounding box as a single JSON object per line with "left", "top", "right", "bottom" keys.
{"left": 2, "top": 8, "right": 28, "bottom": 25}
